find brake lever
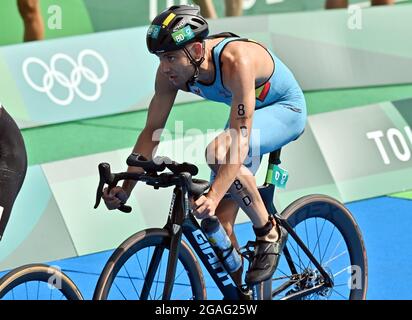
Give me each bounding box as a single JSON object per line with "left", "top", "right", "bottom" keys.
{"left": 94, "top": 163, "right": 111, "bottom": 209}
{"left": 94, "top": 163, "right": 133, "bottom": 213}
{"left": 94, "top": 180, "right": 104, "bottom": 209}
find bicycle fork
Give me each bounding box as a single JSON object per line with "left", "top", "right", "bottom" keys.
{"left": 162, "top": 187, "right": 187, "bottom": 300}
{"left": 139, "top": 187, "right": 185, "bottom": 300}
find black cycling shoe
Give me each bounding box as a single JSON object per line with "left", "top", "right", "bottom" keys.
{"left": 245, "top": 225, "right": 288, "bottom": 285}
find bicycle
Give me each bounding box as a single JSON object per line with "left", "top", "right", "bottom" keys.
{"left": 92, "top": 149, "right": 367, "bottom": 300}
{"left": 0, "top": 263, "right": 83, "bottom": 300}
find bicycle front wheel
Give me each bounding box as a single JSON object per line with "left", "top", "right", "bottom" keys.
{"left": 272, "top": 194, "right": 368, "bottom": 300}
{"left": 93, "top": 228, "right": 206, "bottom": 300}
{"left": 0, "top": 264, "right": 83, "bottom": 300}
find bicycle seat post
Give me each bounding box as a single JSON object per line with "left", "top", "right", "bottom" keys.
{"left": 268, "top": 148, "right": 282, "bottom": 166}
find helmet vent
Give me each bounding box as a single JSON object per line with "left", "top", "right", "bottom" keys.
{"left": 192, "top": 18, "right": 204, "bottom": 25}
{"left": 170, "top": 17, "right": 184, "bottom": 30}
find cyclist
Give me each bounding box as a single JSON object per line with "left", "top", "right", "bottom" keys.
{"left": 0, "top": 104, "right": 28, "bottom": 241}
{"left": 103, "top": 5, "right": 307, "bottom": 286}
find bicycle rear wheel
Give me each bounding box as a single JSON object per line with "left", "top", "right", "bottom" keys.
{"left": 272, "top": 194, "right": 368, "bottom": 300}
{"left": 0, "top": 264, "right": 83, "bottom": 300}
{"left": 93, "top": 228, "right": 206, "bottom": 300}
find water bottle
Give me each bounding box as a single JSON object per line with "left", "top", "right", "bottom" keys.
{"left": 201, "top": 216, "right": 242, "bottom": 273}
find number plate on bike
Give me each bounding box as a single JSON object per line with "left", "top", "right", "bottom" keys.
{"left": 265, "top": 164, "right": 289, "bottom": 189}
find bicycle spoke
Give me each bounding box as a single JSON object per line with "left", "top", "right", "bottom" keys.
{"left": 153, "top": 265, "right": 185, "bottom": 300}
{"left": 305, "top": 218, "right": 327, "bottom": 271}
{"left": 37, "top": 281, "right": 40, "bottom": 300}
{"left": 175, "top": 267, "right": 192, "bottom": 299}
{"left": 288, "top": 226, "right": 308, "bottom": 274}
{"left": 324, "top": 250, "right": 348, "bottom": 267}
{"left": 145, "top": 246, "right": 151, "bottom": 275}
{"left": 287, "top": 241, "right": 306, "bottom": 273}
{"left": 174, "top": 267, "right": 186, "bottom": 283}
{"left": 334, "top": 283, "right": 349, "bottom": 287}
{"left": 331, "top": 287, "right": 347, "bottom": 299}
{"left": 25, "top": 281, "right": 28, "bottom": 300}
{"left": 273, "top": 274, "right": 295, "bottom": 281}
{"left": 304, "top": 219, "right": 311, "bottom": 269}
{"left": 155, "top": 284, "right": 190, "bottom": 300}
{"left": 123, "top": 264, "right": 141, "bottom": 299}
{"left": 114, "top": 281, "right": 128, "bottom": 300}
{"left": 294, "top": 226, "right": 304, "bottom": 272}
{"left": 333, "top": 265, "right": 351, "bottom": 278}
{"left": 310, "top": 218, "right": 327, "bottom": 267}
{"left": 326, "top": 238, "right": 344, "bottom": 267}
{"left": 135, "top": 250, "right": 151, "bottom": 299}
{"left": 154, "top": 253, "right": 163, "bottom": 300}
{"left": 156, "top": 291, "right": 163, "bottom": 300}
{"left": 316, "top": 218, "right": 321, "bottom": 261}
{"left": 136, "top": 251, "right": 147, "bottom": 282}
{"left": 140, "top": 245, "right": 166, "bottom": 300}
{"left": 275, "top": 267, "right": 292, "bottom": 278}
{"left": 320, "top": 225, "right": 337, "bottom": 264}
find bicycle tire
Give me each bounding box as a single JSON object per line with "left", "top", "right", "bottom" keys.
{"left": 0, "top": 264, "right": 83, "bottom": 300}
{"left": 93, "top": 228, "right": 207, "bottom": 300}
{"left": 275, "top": 194, "right": 368, "bottom": 300}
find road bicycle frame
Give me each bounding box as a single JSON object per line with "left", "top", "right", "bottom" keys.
{"left": 152, "top": 181, "right": 334, "bottom": 300}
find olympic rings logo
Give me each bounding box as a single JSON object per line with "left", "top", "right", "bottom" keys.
{"left": 22, "top": 49, "right": 109, "bottom": 106}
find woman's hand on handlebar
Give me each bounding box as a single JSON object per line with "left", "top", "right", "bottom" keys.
{"left": 191, "top": 193, "right": 218, "bottom": 219}
{"left": 103, "top": 186, "right": 129, "bottom": 210}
